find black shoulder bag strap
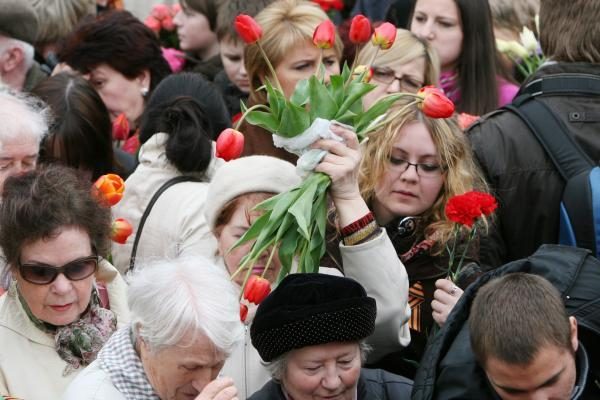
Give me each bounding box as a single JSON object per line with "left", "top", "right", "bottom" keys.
{"left": 504, "top": 74, "right": 600, "bottom": 253}
{"left": 128, "top": 175, "right": 200, "bottom": 272}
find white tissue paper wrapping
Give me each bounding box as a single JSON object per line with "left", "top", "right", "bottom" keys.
{"left": 272, "top": 118, "right": 354, "bottom": 177}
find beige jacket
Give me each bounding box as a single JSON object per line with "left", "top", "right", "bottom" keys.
{"left": 220, "top": 230, "right": 411, "bottom": 398}
{"left": 112, "top": 133, "right": 223, "bottom": 274}
{"left": 0, "top": 259, "right": 129, "bottom": 399}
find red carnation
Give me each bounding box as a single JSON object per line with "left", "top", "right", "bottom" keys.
{"left": 445, "top": 191, "right": 497, "bottom": 227}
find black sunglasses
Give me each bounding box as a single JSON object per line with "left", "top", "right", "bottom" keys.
{"left": 18, "top": 255, "right": 99, "bottom": 285}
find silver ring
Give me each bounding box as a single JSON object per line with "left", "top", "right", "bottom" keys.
{"left": 450, "top": 285, "right": 458, "bottom": 296}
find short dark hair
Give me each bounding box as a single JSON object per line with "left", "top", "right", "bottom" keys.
{"left": 216, "top": 0, "right": 275, "bottom": 42}
{"left": 539, "top": 0, "right": 600, "bottom": 63}
{"left": 32, "top": 72, "right": 118, "bottom": 181}
{"left": 57, "top": 10, "right": 171, "bottom": 93}
{"left": 469, "top": 273, "right": 573, "bottom": 366}
{"left": 0, "top": 164, "right": 112, "bottom": 266}
{"left": 181, "top": 0, "right": 220, "bottom": 32}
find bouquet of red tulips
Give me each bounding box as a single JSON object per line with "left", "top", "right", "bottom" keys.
{"left": 227, "top": 13, "right": 455, "bottom": 301}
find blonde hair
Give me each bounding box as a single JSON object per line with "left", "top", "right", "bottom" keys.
{"left": 245, "top": 0, "right": 343, "bottom": 104}
{"left": 356, "top": 29, "right": 440, "bottom": 87}
{"left": 359, "top": 98, "right": 488, "bottom": 252}
{"left": 29, "top": 0, "right": 96, "bottom": 45}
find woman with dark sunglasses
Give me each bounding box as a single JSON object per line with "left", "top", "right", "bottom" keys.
{"left": 0, "top": 165, "right": 129, "bottom": 399}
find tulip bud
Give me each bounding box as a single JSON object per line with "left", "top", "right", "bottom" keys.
{"left": 519, "top": 26, "right": 538, "bottom": 54}
{"left": 112, "top": 113, "right": 130, "bottom": 141}
{"left": 216, "top": 128, "right": 244, "bottom": 161}
{"left": 240, "top": 303, "right": 249, "bottom": 323}
{"left": 243, "top": 275, "right": 271, "bottom": 304}
{"left": 93, "top": 173, "right": 125, "bottom": 207}
{"left": 234, "top": 14, "right": 263, "bottom": 45}
{"left": 151, "top": 4, "right": 171, "bottom": 20}
{"left": 111, "top": 218, "right": 133, "bottom": 244}
{"left": 144, "top": 16, "right": 161, "bottom": 33}
{"left": 371, "top": 22, "right": 396, "bottom": 50}
{"left": 161, "top": 16, "right": 175, "bottom": 31}
{"left": 349, "top": 15, "right": 371, "bottom": 44}
{"left": 312, "top": 19, "right": 336, "bottom": 50}
{"left": 417, "top": 86, "right": 455, "bottom": 118}
{"left": 352, "top": 65, "right": 373, "bottom": 83}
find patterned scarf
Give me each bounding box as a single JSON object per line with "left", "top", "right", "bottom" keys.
{"left": 439, "top": 71, "right": 461, "bottom": 106}
{"left": 15, "top": 281, "right": 117, "bottom": 376}
{"left": 97, "top": 326, "right": 159, "bottom": 400}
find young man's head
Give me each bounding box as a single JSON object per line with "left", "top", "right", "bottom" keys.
{"left": 539, "top": 0, "right": 600, "bottom": 63}
{"left": 215, "top": 0, "right": 274, "bottom": 94}
{"left": 469, "top": 273, "right": 579, "bottom": 400}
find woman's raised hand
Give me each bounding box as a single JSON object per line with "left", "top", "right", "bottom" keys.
{"left": 313, "top": 124, "right": 370, "bottom": 226}
{"left": 194, "top": 377, "right": 239, "bottom": 400}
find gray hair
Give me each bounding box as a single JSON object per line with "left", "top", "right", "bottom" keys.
{"left": 264, "top": 341, "right": 372, "bottom": 381}
{"left": 0, "top": 37, "right": 35, "bottom": 72}
{"left": 128, "top": 255, "right": 244, "bottom": 356}
{"left": 0, "top": 88, "right": 50, "bottom": 148}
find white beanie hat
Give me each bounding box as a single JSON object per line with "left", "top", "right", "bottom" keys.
{"left": 205, "top": 156, "right": 301, "bottom": 231}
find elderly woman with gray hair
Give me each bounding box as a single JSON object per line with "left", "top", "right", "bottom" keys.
{"left": 248, "top": 273, "right": 413, "bottom": 399}
{"left": 64, "top": 256, "right": 244, "bottom": 400}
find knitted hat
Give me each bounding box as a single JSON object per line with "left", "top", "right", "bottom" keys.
{"left": 250, "top": 273, "right": 377, "bottom": 362}
{"left": 0, "top": 1, "right": 39, "bottom": 44}
{"left": 204, "top": 155, "right": 301, "bottom": 231}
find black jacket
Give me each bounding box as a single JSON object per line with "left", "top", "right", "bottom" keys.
{"left": 468, "top": 63, "right": 600, "bottom": 268}
{"left": 411, "top": 244, "right": 600, "bottom": 400}
{"left": 248, "top": 368, "right": 413, "bottom": 400}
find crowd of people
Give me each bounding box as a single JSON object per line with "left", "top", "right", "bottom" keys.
{"left": 0, "top": 0, "right": 599, "bottom": 399}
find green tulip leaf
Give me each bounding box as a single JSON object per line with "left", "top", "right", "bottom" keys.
{"left": 245, "top": 110, "right": 279, "bottom": 132}
{"left": 290, "top": 78, "right": 310, "bottom": 106}
{"left": 308, "top": 75, "right": 338, "bottom": 121}
{"left": 276, "top": 101, "right": 311, "bottom": 137}
{"left": 336, "top": 81, "right": 376, "bottom": 117}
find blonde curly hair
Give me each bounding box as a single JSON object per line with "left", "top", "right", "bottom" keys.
{"left": 359, "top": 97, "right": 489, "bottom": 253}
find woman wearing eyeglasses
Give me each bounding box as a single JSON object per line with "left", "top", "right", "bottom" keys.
{"left": 356, "top": 29, "right": 440, "bottom": 110}
{"left": 0, "top": 165, "right": 129, "bottom": 399}
{"left": 317, "top": 96, "right": 489, "bottom": 378}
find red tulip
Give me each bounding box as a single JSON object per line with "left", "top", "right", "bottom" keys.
{"left": 371, "top": 22, "right": 397, "bottom": 50}
{"left": 234, "top": 14, "right": 263, "bottom": 45}
{"left": 112, "top": 113, "right": 130, "bottom": 141}
{"left": 111, "top": 218, "right": 133, "bottom": 244}
{"left": 243, "top": 275, "right": 271, "bottom": 304}
{"left": 216, "top": 128, "right": 244, "bottom": 161}
{"left": 144, "top": 16, "right": 161, "bottom": 33}
{"left": 93, "top": 173, "right": 125, "bottom": 207}
{"left": 349, "top": 15, "right": 371, "bottom": 44}
{"left": 417, "top": 86, "right": 455, "bottom": 118}
{"left": 312, "top": 19, "right": 336, "bottom": 49}
{"left": 151, "top": 3, "right": 171, "bottom": 20}
{"left": 312, "top": 0, "right": 344, "bottom": 11}
{"left": 161, "top": 15, "right": 175, "bottom": 31}
{"left": 240, "top": 303, "right": 249, "bottom": 323}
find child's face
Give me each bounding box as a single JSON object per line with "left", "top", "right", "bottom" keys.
{"left": 220, "top": 37, "right": 250, "bottom": 94}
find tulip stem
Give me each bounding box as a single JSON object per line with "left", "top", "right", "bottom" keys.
{"left": 362, "top": 99, "right": 419, "bottom": 135}
{"left": 257, "top": 42, "right": 284, "bottom": 94}
{"left": 234, "top": 103, "right": 272, "bottom": 131}
{"left": 261, "top": 245, "right": 278, "bottom": 279}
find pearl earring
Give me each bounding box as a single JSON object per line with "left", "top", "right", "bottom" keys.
{"left": 140, "top": 87, "right": 149, "bottom": 97}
